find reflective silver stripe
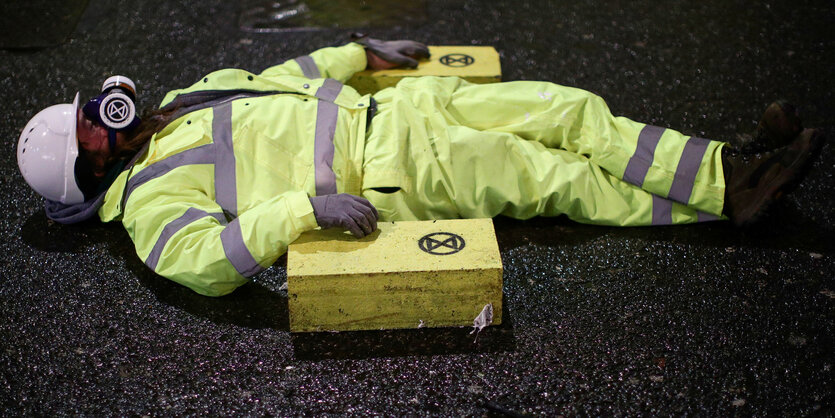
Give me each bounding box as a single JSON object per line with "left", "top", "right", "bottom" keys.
{"left": 210, "top": 212, "right": 228, "bottom": 224}
{"left": 145, "top": 208, "right": 226, "bottom": 270}
{"left": 220, "top": 218, "right": 264, "bottom": 277}
{"left": 668, "top": 136, "right": 711, "bottom": 205}
{"left": 313, "top": 79, "right": 343, "bottom": 195}
{"left": 213, "top": 103, "right": 238, "bottom": 216}
{"left": 174, "top": 93, "right": 250, "bottom": 119}
{"left": 622, "top": 125, "right": 665, "bottom": 187}
{"left": 124, "top": 144, "right": 216, "bottom": 205}
{"left": 697, "top": 211, "right": 720, "bottom": 222}
{"left": 294, "top": 55, "right": 320, "bottom": 79}
{"left": 652, "top": 195, "right": 674, "bottom": 225}
{"left": 315, "top": 78, "right": 342, "bottom": 102}
{"left": 653, "top": 195, "right": 721, "bottom": 224}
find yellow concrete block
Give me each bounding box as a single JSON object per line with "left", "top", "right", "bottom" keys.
{"left": 348, "top": 46, "right": 501, "bottom": 95}
{"left": 287, "top": 219, "right": 503, "bottom": 332}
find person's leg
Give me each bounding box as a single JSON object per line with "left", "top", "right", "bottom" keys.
{"left": 371, "top": 78, "right": 824, "bottom": 226}
{"left": 444, "top": 126, "right": 717, "bottom": 226}
{"left": 442, "top": 80, "right": 726, "bottom": 217}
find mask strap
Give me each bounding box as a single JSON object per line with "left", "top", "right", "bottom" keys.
{"left": 108, "top": 129, "right": 118, "bottom": 152}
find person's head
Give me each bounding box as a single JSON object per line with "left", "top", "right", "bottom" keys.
{"left": 17, "top": 76, "right": 141, "bottom": 204}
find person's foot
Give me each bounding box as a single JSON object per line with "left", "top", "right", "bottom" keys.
{"left": 723, "top": 128, "right": 824, "bottom": 226}
{"left": 738, "top": 100, "right": 804, "bottom": 154}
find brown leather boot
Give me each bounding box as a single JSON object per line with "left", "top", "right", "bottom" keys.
{"left": 723, "top": 128, "right": 824, "bottom": 226}
{"left": 738, "top": 100, "right": 804, "bottom": 154}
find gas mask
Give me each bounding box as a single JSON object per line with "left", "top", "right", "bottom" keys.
{"left": 81, "top": 75, "right": 141, "bottom": 152}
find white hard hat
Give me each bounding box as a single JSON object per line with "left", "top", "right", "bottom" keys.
{"left": 17, "top": 92, "right": 86, "bottom": 204}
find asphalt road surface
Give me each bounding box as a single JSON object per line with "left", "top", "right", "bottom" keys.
{"left": 1, "top": 0, "right": 833, "bottom": 415}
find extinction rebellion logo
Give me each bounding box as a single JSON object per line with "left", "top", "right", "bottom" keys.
{"left": 418, "top": 232, "right": 466, "bottom": 255}
{"left": 105, "top": 98, "right": 130, "bottom": 123}
{"left": 439, "top": 53, "right": 475, "bottom": 67}
{"left": 100, "top": 93, "right": 135, "bottom": 129}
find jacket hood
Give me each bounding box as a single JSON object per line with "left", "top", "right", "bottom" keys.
{"left": 44, "top": 191, "right": 108, "bottom": 224}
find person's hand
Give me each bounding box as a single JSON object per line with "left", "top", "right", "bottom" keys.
{"left": 352, "top": 33, "right": 430, "bottom": 70}
{"left": 309, "top": 194, "right": 379, "bottom": 238}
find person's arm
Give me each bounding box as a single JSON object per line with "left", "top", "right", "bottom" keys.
{"left": 124, "top": 186, "right": 318, "bottom": 297}
{"left": 259, "top": 43, "right": 368, "bottom": 83}
{"left": 124, "top": 181, "right": 378, "bottom": 296}
{"left": 259, "top": 38, "right": 430, "bottom": 81}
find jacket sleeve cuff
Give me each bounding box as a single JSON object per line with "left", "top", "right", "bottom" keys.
{"left": 285, "top": 190, "right": 319, "bottom": 232}
{"left": 307, "top": 43, "right": 368, "bottom": 82}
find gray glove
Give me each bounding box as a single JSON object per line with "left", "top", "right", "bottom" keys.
{"left": 352, "top": 33, "right": 430, "bottom": 68}
{"left": 309, "top": 194, "right": 379, "bottom": 238}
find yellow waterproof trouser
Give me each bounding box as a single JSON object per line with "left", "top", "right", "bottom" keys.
{"left": 364, "top": 78, "right": 727, "bottom": 226}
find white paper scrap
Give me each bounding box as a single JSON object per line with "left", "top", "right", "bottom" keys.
{"left": 470, "top": 303, "right": 494, "bottom": 342}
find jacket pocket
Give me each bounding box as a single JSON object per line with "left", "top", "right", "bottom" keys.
{"left": 244, "top": 127, "right": 313, "bottom": 192}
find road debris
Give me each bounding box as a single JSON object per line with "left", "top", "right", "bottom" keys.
{"left": 470, "top": 304, "right": 493, "bottom": 342}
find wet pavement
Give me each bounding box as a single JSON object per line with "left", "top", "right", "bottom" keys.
{"left": 1, "top": 0, "right": 834, "bottom": 415}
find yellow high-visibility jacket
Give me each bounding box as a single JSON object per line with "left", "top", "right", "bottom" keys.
{"left": 98, "top": 43, "right": 727, "bottom": 296}
{"left": 99, "top": 43, "right": 375, "bottom": 296}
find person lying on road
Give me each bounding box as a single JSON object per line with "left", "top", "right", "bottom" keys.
{"left": 16, "top": 37, "right": 825, "bottom": 296}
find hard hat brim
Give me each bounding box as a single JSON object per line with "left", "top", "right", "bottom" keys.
{"left": 61, "top": 92, "right": 84, "bottom": 204}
